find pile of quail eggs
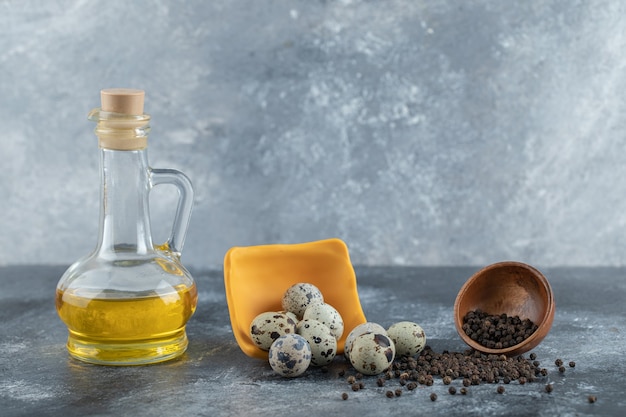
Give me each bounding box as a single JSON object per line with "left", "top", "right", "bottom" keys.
{"left": 249, "top": 283, "right": 343, "bottom": 377}
{"left": 249, "top": 282, "right": 427, "bottom": 378}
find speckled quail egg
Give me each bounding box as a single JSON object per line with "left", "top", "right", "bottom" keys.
{"left": 296, "top": 319, "right": 337, "bottom": 367}
{"left": 349, "top": 332, "right": 396, "bottom": 376}
{"left": 249, "top": 311, "right": 297, "bottom": 351}
{"left": 344, "top": 322, "right": 388, "bottom": 360}
{"left": 268, "top": 334, "right": 312, "bottom": 377}
{"left": 302, "top": 302, "right": 344, "bottom": 340}
{"left": 387, "top": 321, "right": 427, "bottom": 357}
{"left": 282, "top": 283, "right": 324, "bottom": 319}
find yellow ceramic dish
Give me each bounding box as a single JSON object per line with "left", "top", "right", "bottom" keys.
{"left": 224, "top": 238, "right": 367, "bottom": 359}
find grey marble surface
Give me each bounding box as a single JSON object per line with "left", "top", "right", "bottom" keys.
{"left": 2, "top": 1, "right": 626, "bottom": 269}
{"left": 1, "top": 265, "right": 623, "bottom": 416}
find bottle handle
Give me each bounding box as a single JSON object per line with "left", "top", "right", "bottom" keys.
{"left": 149, "top": 168, "right": 194, "bottom": 256}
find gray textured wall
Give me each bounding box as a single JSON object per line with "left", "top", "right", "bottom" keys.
{"left": 2, "top": 0, "right": 626, "bottom": 269}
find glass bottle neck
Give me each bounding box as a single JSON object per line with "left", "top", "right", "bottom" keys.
{"left": 96, "top": 148, "right": 154, "bottom": 256}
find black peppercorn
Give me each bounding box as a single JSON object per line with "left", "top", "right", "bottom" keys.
{"left": 462, "top": 310, "right": 538, "bottom": 349}
{"left": 351, "top": 383, "right": 360, "bottom": 392}
{"left": 449, "top": 386, "right": 457, "bottom": 395}
{"left": 588, "top": 395, "right": 597, "bottom": 403}
{"left": 366, "top": 344, "right": 564, "bottom": 401}
{"left": 545, "top": 384, "right": 553, "bottom": 393}
{"left": 385, "top": 390, "right": 394, "bottom": 398}
{"left": 569, "top": 361, "right": 576, "bottom": 368}
{"left": 395, "top": 389, "right": 402, "bottom": 397}
{"left": 460, "top": 387, "right": 468, "bottom": 395}
{"left": 497, "top": 386, "right": 505, "bottom": 394}
{"left": 430, "top": 393, "right": 437, "bottom": 401}
{"left": 529, "top": 353, "right": 537, "bottom": 360}
{"left": 341, "top": 392, "right": 348, "bottom": 400}
{"left": 555, "top": 359, "right": 563, "bottom": 367}
{"left": 558, "top": 366, "right": 565, "bottom": 373}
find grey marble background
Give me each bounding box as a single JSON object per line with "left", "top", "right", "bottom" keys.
{"left": 1, "top": 0, "right": 626, "bottom": 269}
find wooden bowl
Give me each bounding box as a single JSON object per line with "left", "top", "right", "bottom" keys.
{"left": 454, "top": 261, "right": 555, "bottom": 356}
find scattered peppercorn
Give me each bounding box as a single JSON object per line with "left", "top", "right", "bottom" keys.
{"left": 588, "top": 395, "right": 597, "bottom": 403}
{"left": 569, "top": 361, "right": 576, "bottom": 368}
{"left": 341, "top": 392, "right": 348, "bottom": 400}
{"left": 338, "top": 369, "right": 345, "bottom": 377}
{"left": 430, "top": 393, "right": 437, "bottom": 401}
{"left": 555, "top": 359, "right": 563, "bottom": 367}
{"left": 338, "top": 344, "right": 585, "bottom": 402}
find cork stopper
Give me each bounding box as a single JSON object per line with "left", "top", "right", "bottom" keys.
{"left": 101, "top": 88, "right": 145, "bottom": 115}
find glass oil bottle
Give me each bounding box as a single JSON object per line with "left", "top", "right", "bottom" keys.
{"left": 56, "top": 89, "right": 197, "bottom": 365}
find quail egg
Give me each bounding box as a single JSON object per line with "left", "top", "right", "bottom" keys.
{"left": 282, "top": 283, "right": 324, "bottom": 319}
{"left": 302, "top": 302, "right": 344, "bottom": 340}
{"left": 387, "top": 321, "right": 427, "bottom": 357}
{"left": 344, "top": 322, "right": 388, "bottom": 360}
{"left": 296, "top": 319, "right": 337, "bottom": 366}
{"left": 349, "top": 332, "right": 395, "bottom": 376}
{"left": 268, "top": 334, "right": 312, "bottom": 377}
{"left": 249, "top": 311, "right": 297, "bottom": 351}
